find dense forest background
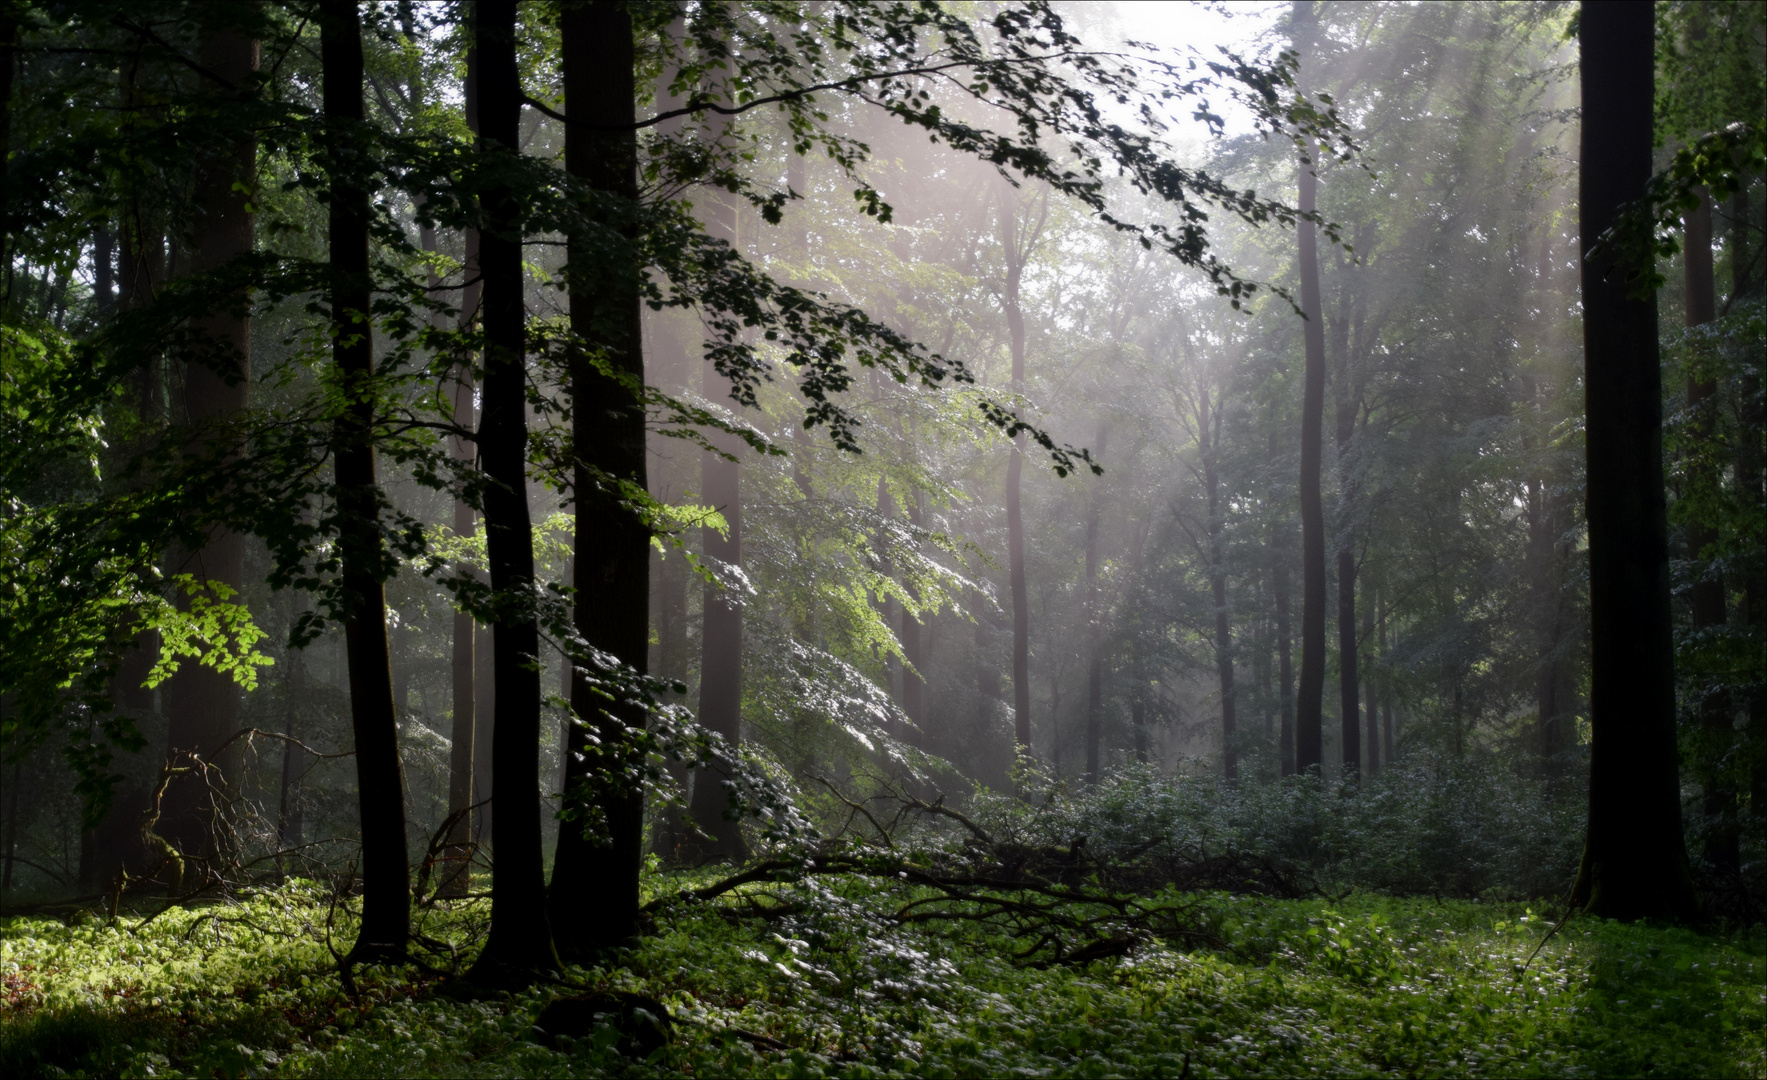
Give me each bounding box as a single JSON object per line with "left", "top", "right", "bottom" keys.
{"left": 0, "top": 0, "right": 1764, "bottom": 1074}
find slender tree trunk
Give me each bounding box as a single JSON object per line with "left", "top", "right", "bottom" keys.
{"left": 94, "top": 229, "right": 114, "bottom": 312}
{"left": 689, "top": 186, "right": 748, "bottom": 862}
{"left": 321, "top": 0, "right": 410, "bottom": 961}
{"left": 1000, "top": 193, "right": 1032, "bottom": 752}
{"left": 467, "top": 0, "right": 558, "bottom": 983}
{"left": 1331, "top": 296, "right": 1361, "bottom": 785}
{"left": 1570, "top": 2, "right": 1697, "bottom": 922}
{"left": 1083, "top": 426, "right": 1108, "bottom": 781}
{"left": 1733, "top": 185, "right": 1767, "bottom": 822}
{"left": 1361, "top": 579, "right": 1377, "bottom": 776}
{"left": 902, "top": 492, "right": 927, "bottom": 746}
{"left": 1199, "top": 390, "right": 1236, "bottom": 780}
{"left": 1293, "top": 0, "right": 1327, "bottom": 778}
{"left": 1683, "top": 189, "right": 1738, "bottom": 871}
{"left": 0, "top": 9, "right": 14, "bottom": 282}
{"left": 1274, "top": 525, "right": 1296, "bottom": 777}
{"left": 473, "top": 620, "right": 494, "bottom": 842}
{"left": 275, "top": 652, "right": 304, "bottom": 856}
{"left": 549, "top": 0, "right": 654, "bottom": 957}
{"left": 442, "top": 230, "right": 478, "bottom": 894}
{"left": 436, "top": 43, "right": 478, "bottom": 899}
{"left": 159, "top": 8, "right": 258, "bottom": 860}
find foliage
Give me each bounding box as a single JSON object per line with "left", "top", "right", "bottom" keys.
{"left": 1, "top": 875, "right": 1761, "bottom": 1079}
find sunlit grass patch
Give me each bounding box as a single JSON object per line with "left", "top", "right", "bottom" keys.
{"left": 1, "top": 881, "right": 1761, "bottom": 1078}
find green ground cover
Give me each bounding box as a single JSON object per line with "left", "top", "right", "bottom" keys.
{"left": 1, "top": 877, "right": 1761, "bottom": 1079}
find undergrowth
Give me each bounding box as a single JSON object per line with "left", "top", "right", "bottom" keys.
{"left": 2, "top": 875, "right": 1761, "bottom": 1079}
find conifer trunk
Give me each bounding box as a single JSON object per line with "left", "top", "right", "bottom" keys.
{"left": 1570, "top": 2, "right": 1697, "bottom": 922}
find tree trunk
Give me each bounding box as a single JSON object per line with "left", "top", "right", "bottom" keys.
{"left": 321, "top": 0, "right": 411, "bottom": 962}
{"left": 1000, "top": 192, "right": 1032, "bottom": 752}
{"left": 1293, "top": 0, "right": 1328, "bottom": 778}
{"left": 1084, "top": 426, "right": 1107, "bottom": 781}
{"left": 466, "top": 0, "right": 558, "bottom": 983}
{"left": 1200, "top": 390, "right": 1236, "bottom": 781}
{"left": 275, "top": 652, "right": 305, "bottom": 857}
{"left": 1331, "top": 292, "right": 1361, "bottom": 785}
{"left": 1733, "top": 184, "right": 1767, "bottom": 824}
{"left": 1274, "top": 522, "right": 1296, "bottom": 777}
{"left": 1570, "top": 2, "right": 1697, "bottom": 922}
{"left": 902, "top": 492, "right": 927, "bottom": 746}
{"left": 436, "top": 41, "right": 479, "bottom": 900}
{"left": 1361, "top": 579, "right": 1377, "bottom": 776}
{"left": 1683, "top": 189, "right": 1738, "bottom": 871}
{"left": 94, "top": 229, "right": 114, "bottom": 312}
{"left": 549, "top": 0, "right": 655, "bottom": 958}
{"left": 158, "top": 8, "right": 258, "bottom": 861}
{"left": 689, "top": 186, "right": 749, "bottom": 863}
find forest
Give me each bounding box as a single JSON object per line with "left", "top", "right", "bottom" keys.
{"left": 0, "top": 0, "right": 1763, "bottom": 1076}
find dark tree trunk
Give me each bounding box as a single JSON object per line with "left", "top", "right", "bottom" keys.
{"left": 0, "top": 9, "right": 14, "bottom": 278}
{"left": 467, "top": 0, "right": 558, "bottom": 983}
{"left": 473, "top": 620, "right": 494, "bottom": 843}
{"left": 549, "top": 0, "right": 654, "bottom": 958}
{"left": 1292, "top": 0, "right": 1327, "bottom": 778}
{"left": 1683, "top": 190, "right": 1738, "bottom": 871}
{"left": 439, "top": 43, "right": 479, "bottom": 899}
{"left": 276, "top": 652, "right": 305, "bottom": 862}
{"left": 1734, "top": 185, "right": 1767, "bottom": 822}
{"left": 1570, "top": 2, "right": 1697, "bottom": 922}
{"left": 321, "top": 0, "right": 411, "bottom": 962}
{"left": 159, "top": 9, "right": 258, "bottom": 860}
{"left": 94, "top": 229, "right": 114, "bottom": 312}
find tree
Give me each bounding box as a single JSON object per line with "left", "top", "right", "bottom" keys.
{"left": 466, "top": 0, "right": 558, "bottom": 983}
{"left": 157, "top": 2, "right": 259, "bottom": 862}
{"left": 1292, "top": 0, "right": 1328, "bottom": 777}
{"left": 319, "top": 0, "right": 411, "bottom": 963}
{"left": 1569, "top": 0, "right": 1697, "bottom": 922}
{"left": 547, "top": 0, "right": 654, "bottom": 961}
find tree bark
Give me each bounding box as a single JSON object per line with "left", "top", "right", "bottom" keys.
{"left": 1293, "top": 0, "right": 1328, "bottom": 778}
{"left": 1361, "top": 578, "right": 1377, "bottom": 776}
{"left": 549, "top": 0, "right": 655, "bottom": 957}
{"left": 1000, "top": 190, "right": 1033, "bottom": 752}
{"left": 903, "top": 491, "right": 927, "bottom": 746}
{"left": 1682, "top": 189, "right": 1738, "bottom": 871}
{"left": 438, "top": 41, "right": 480, "bottom": 899}
{"left": 1085, "top": 426, "right": 1107, "bottom": 783}
{"left": 1333, "top": 305, "right": 1360, "bottom": 785}
{"left": 466, "top": 0, "right": 558, "bottom": 983}
{"left": 1200, "top": 389, "right": 1236, "bottom": 781}
{"left": 689, "top": 190, "right": 748, "bottom": 863}
{"left": 1570, "top": 2, "right": 1697, "bottom": 922}
{"left": 159, "top": 6, "right": 259, "bottom": 860}
{"left": 321, "top": 0, "right": 411, "bottom": 962}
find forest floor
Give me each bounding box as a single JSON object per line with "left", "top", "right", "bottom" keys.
{"left": 1, "top": 874, "right": 1762, "bottom": 1079}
